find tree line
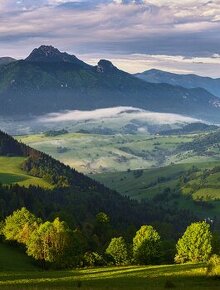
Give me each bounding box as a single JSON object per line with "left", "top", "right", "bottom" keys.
{"left": 0, "top": 208, "right": 219, "bottom": 273}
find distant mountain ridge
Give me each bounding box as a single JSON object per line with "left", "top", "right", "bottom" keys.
{"left": 0, "top": 46, "right": 220, "bottom": 122}
{"left": 0, "top": 57, "right": 16, "bottom": 66}
{"left": 135, "top": 69, "right": 220, "bottom": 98}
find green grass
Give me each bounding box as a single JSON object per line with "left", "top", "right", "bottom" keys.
{"left": 0, "top": 157, "right": 52, "bottom": 188}
{"left": 16, "top": 133, "right": 198, "bottom": 174}
{"left": 0, "top": 242, "right": 219, "bottom": 290}
{"left": 93, "top": 162, "right": 220, "bottom": 218}
{"left": 93, "top": 162, "right": 220, "bottom": 200}
{"left": 0, "top": 243, "right": 38, "bottom": 272}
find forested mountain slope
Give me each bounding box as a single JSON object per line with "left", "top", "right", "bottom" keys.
{"left": 0, "top": 46, "right": 220, "bottom": 122}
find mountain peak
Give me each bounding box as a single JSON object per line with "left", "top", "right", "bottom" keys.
{"left": 97, "top": 59, "right": 118, "bottom": 73}
{"left": 25, "top": 45, "right": 81, "bottom": 64}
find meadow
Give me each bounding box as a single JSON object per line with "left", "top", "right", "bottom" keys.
{"left": 93, "top": 162, "right": 220, "bottom": 200}
{"left": 16, "top": 133, "right": 204, "bottom": 174}
{"left": 0, "top": 157, "right": 52, "bottom": 188}
{"left": 0, "top": 243, "right": 219, "bottom": 290}
{"left": 93, "top": 162, "right": 220, "bottom": 219}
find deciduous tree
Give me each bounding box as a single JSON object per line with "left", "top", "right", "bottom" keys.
{"left": 133, "top": 225, "right": 161, "bottom": 265}
{"left": 175, "top": 221, "right": 212, "bottom": 263}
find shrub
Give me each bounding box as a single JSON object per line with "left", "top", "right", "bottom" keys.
{"left": 83, "top": 252, "right": 106, "bottom": 267}
{"left": 206, "top": 255, "right": 220, "bottom": 277}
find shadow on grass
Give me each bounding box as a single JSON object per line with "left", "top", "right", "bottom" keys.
{"left": 1, "top": 263, "right": 218, "bottom": 290}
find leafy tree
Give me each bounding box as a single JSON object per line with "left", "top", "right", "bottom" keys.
{"left": 3, "top": 207, "right": 40, "bottom": 245}
{"left": 94, "top": 212, "right": 112, "bottom": 248}
{"left": 175, "top": 221, "right": 212, "bottom": 263}
{"left": 133, "top": 225, "right": 161, "bottom": 265}
{"left": 96, "top": 212, "right": 110, "bottom": 224}
{"left": 106, "top": 237, "right": 129, "bottom": 265}
{"left": 26, "top": 218, "right": 72, "bottom": 267}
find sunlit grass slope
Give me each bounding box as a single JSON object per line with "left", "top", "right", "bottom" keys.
{"left": 16, "top": 133, "right": 196, "bottom": 174}
{"left": 0, "top": 264, "right": 219, "bottom": 290}
{"left": 93, "top": 162, "right": 220, "bottom": 200}
{"left": 93, "top": 162, "right": 220, "bottom": 217}
{"left": 0, "top": 157, "right": 52, "bottom": 188}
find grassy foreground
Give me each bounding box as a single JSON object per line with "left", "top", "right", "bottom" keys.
{"left": 0, "top": 243, "right": 219, "bottom": 289}
{"left": 0, "top": 263, "right": 219, "bottom": 290}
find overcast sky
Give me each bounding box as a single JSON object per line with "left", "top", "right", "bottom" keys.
{"left": 1, "top": 0, "right": 220, "bottom": 76}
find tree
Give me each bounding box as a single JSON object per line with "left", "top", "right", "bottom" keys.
{"left": 175, "top": 221, "right": 212, "bottom": 263}
{"left": 106, "top": 237, "right": 129, "bottom": 265}
{"left": 3, "top": 207, "right": 41, "bottom": 245}
{"left": 26, "top": 218, "right": 72, "bottom": 267}
{"left": 96, "top": 212, "right": 110, "bottom": 224}
{"left": 94, "top": 212, "right": 112, "bottom": 248}
{"left": 133, "top": 225, "right": 161, "bottom": 265}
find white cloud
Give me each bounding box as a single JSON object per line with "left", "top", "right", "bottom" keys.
{"left": 79, "top": 53, "right": 220, "bottom": 77}
{"left": 39, "top": 106, "right": 200, "bottom": 124}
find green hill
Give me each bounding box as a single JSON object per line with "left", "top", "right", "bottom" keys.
{"left": 0, "top": 129, "right": 203, "bottom": 237}
{"left": 0, "top": 157, "right": 52, "bottom": 188}
{"left": 93, "top": 162, "right": 220, "bottom": 219}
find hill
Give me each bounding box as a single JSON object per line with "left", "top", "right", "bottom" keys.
{"left": 93, "top": 162, "right": 220, "bottom": 227}
{"left": 0, "top": 46, "right": 220, "bottom": 122}
{"left": 0, "top": 129, "right": 199, "bottom": 236}
{"left": 0, "top": 156, "right": 52, "bottom": 188}
{"left": 135, "top": 69, "right": 220, "bottom": 98}
{"left": 159, "top": 123, "right": 218, "bottom": 135}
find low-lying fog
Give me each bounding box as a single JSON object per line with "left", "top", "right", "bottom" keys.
{"left": 0, "top": 107, "right": 204, "bottom": 135}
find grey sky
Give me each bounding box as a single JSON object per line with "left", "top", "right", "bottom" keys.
{"left": 1, "top": 0, "right": 220, "bottom": 76}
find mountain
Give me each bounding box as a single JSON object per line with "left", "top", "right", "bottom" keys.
{"left": 0, "top": 57, "right": 16, "bottom": 66}
{"left": 0, "top": 46, "right": 220, "bottom": 122}
{"left": 135, "top": 69, "right": 220, "bottom": 98}
{"left": 26, "top": 45, "right": 90, "bottom": 68}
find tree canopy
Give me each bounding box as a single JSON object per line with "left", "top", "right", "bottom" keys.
{"left": 133, "top": 225, "right": 161, "bottom": 265}
{"left": 106, "top": 237, "right": 129, "bottom": 265}
{"left": 175, "top": 221, "right": 213, "bottom": 263}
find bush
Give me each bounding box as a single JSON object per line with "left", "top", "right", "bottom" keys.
{"left": 83, "top": 252, "right": 106, "bottom": 267}
{"left": 207, "top": 255, "right": 220, "bottom": 277}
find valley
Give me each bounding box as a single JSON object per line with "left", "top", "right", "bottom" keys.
{"left": 16, "top": 130, "right": 220, "bottom": 175}
{"left": 1, "top": 1, "right": 220, "bottom": 288}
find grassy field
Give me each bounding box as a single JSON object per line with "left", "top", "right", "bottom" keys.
{"left": 93, "top": 162, "right": 220, "bottom": 200}
{"left": 0, "top": 157, "right": 52, "bottom": 188}
{"left": 16, "top": 133, "right": 202, "bottom": 174}
{"left": 0, "top": 243, "right": 219, "bottom": 290}
{"left": 93, "top": 162, "right": 220, "bottom": 218}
